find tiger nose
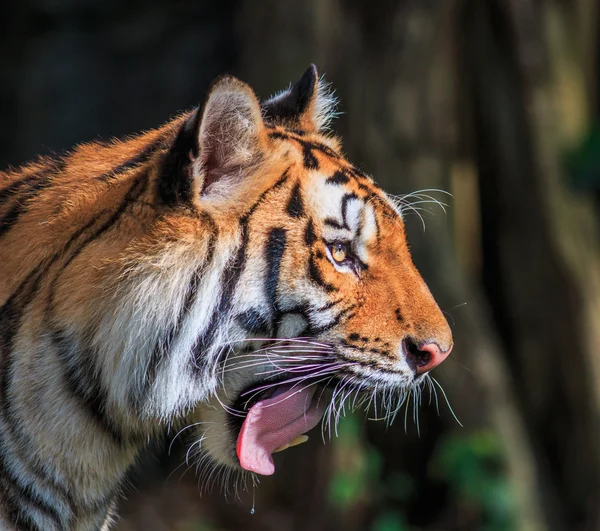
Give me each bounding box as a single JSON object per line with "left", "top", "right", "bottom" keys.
{"left": 404, "top": 338, "right": 452, "bottom": 374}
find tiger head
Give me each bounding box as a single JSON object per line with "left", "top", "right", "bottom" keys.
{"left": 154, "top": 66, "right": 453, "bottom": 477}
{"left": 0, "top": 64, "right": 452, "bottom": 527}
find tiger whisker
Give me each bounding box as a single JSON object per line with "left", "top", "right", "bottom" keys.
{"left": 236, "top": 344, "right": 336, "bottom": 356}
{"left": 168, "top": 420, "right": 211, "bottom": 455}
{"left": 430, "top": 376, "right": 462, "bottom": 427}
{"left": 222, "top": 352, "right": 335, "bottom": 366}
{"left": 240, "top": 363, "right": 354, "bottom": 407}
{"left": 221, "top": 358, "right": 336, "bottom": 374}
{"left": 213, "top": 336, "right": 335, "bottom": 350}
{"left": 251, "top": 363, "right": 340, "bottom": 377}
{"left": 391, "top": 188, "right": 453, "bottom": 200}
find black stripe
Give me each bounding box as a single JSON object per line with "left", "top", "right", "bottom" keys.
{"left": 268, "top": 131, "right": 341, "bottom": 166}
{"left": 349, "top": 165, "right": 368, "bottom": 179}
{"left": 302, "top": 144, "right": 319, "bottom": 169}
{"left": 308, "top": 254, "right": 337, "bottom": 293}
{"left": 286, "top": 182, "right": 304, "bottom": 218}
{"left": 192, "top": 171, "right": 291, "bottom": 370}
{"left": 322, "top": 194, "right": 359, "bottom": 232}
{"left": 0, "top": 281, "right": 81, "bottom": 510}
{"left": 0, "top": 168, "right": 152, "bottom": 520}
{"left": 355, "top": 207, "right": 364, "bottom": 242}
{"left": 64, "top": 475, "right": 118, "bottom": 523}
{"left": 50, "top": 331, "right": 128, "bottom": 447}
{"left": 395, "top": 307, "right": 404, "bottom": 323}
{"left": 267, "top": 131, "right": 289, "bottom": 142}
{"left": 274, "top": 299, "right": 345, "bottom": 338}
{"left": 357, "top": 182, "right": 372, "bottom": 193}
{"left": 314, "top": 298, "right": 343, "bottom": 312}
{"left": 41, "top": 174, "right": 151, "bottom": 445}
{"left": 296, "top": 299, "right": 346, "bottom": 332}
{"left": 305, "top": 140, "right": 341, "bottom": 160}
{"left": 326, "top": 171, "right": 350, "bottom": 186}
{"left": 0, "top": 449, "right": 64, "bottom": 528}
{"left": 308, "top": 304, "right": 356, "bottom": 334}
{"left": 142, "top": 327, "right": 179, "bottom": 405}
{"left": 304, "top": 220, "right": 316, "bottom": 246}
{"left": 0, "top": 484, "right": 40, "bottom": 531}
{"left": 373, "top": 202, "right": 382, "bottom": 242}
{"left": 139, "top": 212, "right": 218, "bottom": 402}
{"left": 156, "top": 111, "right": 200, "bottom": 204}
{"left": 97, "top": 136, "right": 164, "bottom": 183}
{"left": 323, "top": 217, "right": 346, "bottom": 230}
{"left": 297, "top": 139, "right": 341, "bottom": 160}
{"left": 0, "top": 275, "right": 69, "bottom": 529}
{"left": 268, "top": 131, "right": 340, "bottom": 157}
{"left": 340, "top": 193, "right": 359, "bottom": 229}
{"left": 8, "top": 174, "right": 150, "bottom": 445}
{"left": 371, "top": 193, "right": 396, "bottom": 217}
{"left": 0, "top": 172, "right": 46, "bottom": 207}
{"left": 287, "top": 128, "right": 307, "bottom": 136}
{"left": 264, "top": 228, "right": 287, "bottom": 309}
{"left": 192, "top": 226, "right": 249, "bottom": 369}
{"left": 0, "top": 163, "right": 65, "bottom": 239}
{"left": 46, "top": 171, "right": 150, "bottom": 314}
{"left": 236, "top": 308, "right": 270, "bottom": 334}
{"left": 347, "top": 165, "right": 377, "bottom": 192}
{"left": 243, "top": 169, "right": 291, "bottom": 221}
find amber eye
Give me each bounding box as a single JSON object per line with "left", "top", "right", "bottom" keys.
{"left": 331, "top": 243, "right": 348, "bottom": 264}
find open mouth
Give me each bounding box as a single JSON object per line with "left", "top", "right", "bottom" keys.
{"left": 230, "top": 379, "right": 329, "bottom": 476}
{"left": 222, "top": 339, "right": 418, "bottom": 476}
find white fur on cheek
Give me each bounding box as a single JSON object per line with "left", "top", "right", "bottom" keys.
{"left": 277, "top": 314, "right": 308, "bottom": 338}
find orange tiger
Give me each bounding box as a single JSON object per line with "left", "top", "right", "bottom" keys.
{"left": 0, "top": 65, "right": 452, "bottom": 530}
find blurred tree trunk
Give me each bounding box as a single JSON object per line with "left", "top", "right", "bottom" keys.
{"left": 462, "top": 0, "right": 600, "bottom": 528}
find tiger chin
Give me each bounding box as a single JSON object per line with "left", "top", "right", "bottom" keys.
{"left": 0, "top": 65, "right": 452, "bottom": 530}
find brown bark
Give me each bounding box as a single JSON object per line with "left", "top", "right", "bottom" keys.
{"left": 462, "top": 0, "right": 600, "bottom": 528}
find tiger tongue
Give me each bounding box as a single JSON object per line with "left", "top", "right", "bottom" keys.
{"left": 236, "top": 383, "right": 326, "bottom": 476}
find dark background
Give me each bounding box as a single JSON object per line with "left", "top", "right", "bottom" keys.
{"left": 2, "top": 1, "right": 600, "bottom": 530}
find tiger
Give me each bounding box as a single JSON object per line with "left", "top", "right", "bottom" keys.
{"left": 0, "top": 65, "right": 453, "bottom": 530}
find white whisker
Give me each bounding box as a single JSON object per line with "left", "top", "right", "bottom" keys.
{"left": 431, "top": 376, "right": 462, "bottom": 427}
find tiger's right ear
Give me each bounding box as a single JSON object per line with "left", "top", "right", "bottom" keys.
{"left": 158, "top": 76, "right": 265, "bottom": 204}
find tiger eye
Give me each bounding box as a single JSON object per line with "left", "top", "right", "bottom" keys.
{"left": 332, "top": 244, "right": 347, "bottom": 263}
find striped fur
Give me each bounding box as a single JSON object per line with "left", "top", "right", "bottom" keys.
{"left": 0, "top": 65, "right": 452, "bottom": 529}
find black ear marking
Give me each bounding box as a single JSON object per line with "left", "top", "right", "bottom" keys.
{"left": 157, "top": 109, "right": 201, "bottom": 205}
{"left": 262, "top": 64, "right": 318, "bottom": 124}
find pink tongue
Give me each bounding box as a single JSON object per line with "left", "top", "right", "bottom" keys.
{"left": 236, "top": 384, "right": 326, "bottom": 475}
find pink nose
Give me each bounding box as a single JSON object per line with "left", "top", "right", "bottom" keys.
{"left": 404, "top": 339, "right": 452, "bottom": 374}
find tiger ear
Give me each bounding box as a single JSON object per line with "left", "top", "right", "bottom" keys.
{"left": 262, "top": 64, "right": 337, "bottom": 132}
{"left": 158, "top": 76, "right": 265, "bottom": 204}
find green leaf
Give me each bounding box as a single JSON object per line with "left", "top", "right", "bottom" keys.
{"left": 371, "top": 510, "right": 410, "bottom": 531}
